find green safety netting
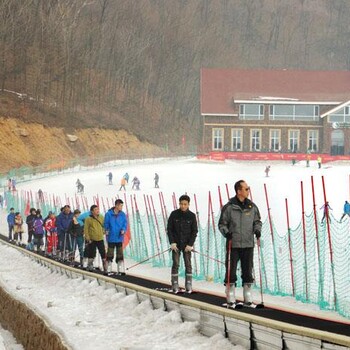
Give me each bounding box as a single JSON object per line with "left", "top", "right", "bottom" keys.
{"left": 3, "top": 190, "right": 350, "bottom": 318}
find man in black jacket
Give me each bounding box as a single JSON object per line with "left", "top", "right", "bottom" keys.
{"left": 167, "top": 194, "right": 198, "bottom": 293}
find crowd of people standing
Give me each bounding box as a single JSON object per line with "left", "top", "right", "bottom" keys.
{"left": 5, "top": 200, "right": 129, "bottom": 275}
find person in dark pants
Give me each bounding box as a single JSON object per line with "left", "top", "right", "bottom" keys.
{"left": 218, "top": 180, "right": 262, "bottom": 306}
{"left": 68, "top": 209, "right": 85, "bottom": 264}
{"left": 167, "top": 195, "right": 198, "bottom": 293}
{"left": 84, "top": 205, "right": 107, "bottom": 272}
{"left": 7, "top": 207, "right": 15, "bottom": 241}
{"left": 104, "top": 199, "right": 128, "bottom": 274}
{"left": 154, "top": 173, "right": 159, "bottom": 188}
{"left": 56, "top": 205, "right": 74, "bottom": 259}
{"left": 26, "top": 208, "right": 37, "bottom": 243}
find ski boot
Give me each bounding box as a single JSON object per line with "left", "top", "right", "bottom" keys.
{"left": 117, "top": 260, "right": 126, "bottom": 276}
{"left": 226, "top": 283, "right": 236, "bottom": 307}
{"left": 243, "top": 283, "right": 253, "bottom": 305}
{"left": 171, "top": 274, "right": 179, "bottom": 293}
{"left": 185, "top": 274, "right": 193, "bottom": 294}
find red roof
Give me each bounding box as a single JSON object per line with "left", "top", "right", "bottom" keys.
{"left": 201, "top": 68, "right": 350, "bottom": 115}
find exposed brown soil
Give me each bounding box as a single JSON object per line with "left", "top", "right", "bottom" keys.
{"left": 0, "top": 117, "right": 164, "bottom": 173}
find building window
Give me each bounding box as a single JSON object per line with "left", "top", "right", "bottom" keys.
{"left": 250, "top": 129, "right": 261, "bottom": 151}
{"left": 270, "top": 104, "right": 319, "bottom": 121}
{"left": 212, "top": 128, "right": 224, "bottom": 150}
{"left": 270, "top": 129, "right": 281, "bottom": 151}
{"left": 231, "top": 129, "right": 242, "bottom": 151}
{"left": 328, "top": 106, "right": 350, "bottom": 123}
{"left": 307, "top": 130, "right": 318, "bottom": 152}
{"left": 288, "top": 130, "right": 299, "bottom": 152}
{"left": 239, "top": 104, "right": 264, "bottom": 120}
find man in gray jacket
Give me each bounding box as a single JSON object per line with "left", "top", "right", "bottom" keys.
{"left": 218, "top": 180, "right": 262, "bottom": 306}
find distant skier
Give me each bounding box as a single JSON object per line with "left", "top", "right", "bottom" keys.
{"left": 264, "top": 165, "right": 271, "bottom": 177}
{"left": 131, "top": 176, "right": 140, "bottom": 190}
{"left": 340, "top": 201, "right": 350, "bottom": 222}
{"left": 107, "top": 172, "right": 113, "bottom": 185}
{"left": 11, "top": 178, "right": 17, "bottom": 191}
{"left": 306, "top": 155, "right": 311, "bottom": 167}
{"left": 119, "top": 177, "right": 127, "bottom": 191}
{"left": 38, "top": 189, "right": 44, "bottom": 202}
{"left": 0, "top": 194, "right": 4, "bottom": 208}
{"left": 320, "top": 201, "right": 332, "bottom": 223}
{"left": 76, "top": 179, "right": 84, "bottom": 193}
{"left": 123, "top": 173, "right": 129, "bottom": 183}
{"left": 154, "top": 173, "right": 159, "bottom": 188}
{"left": 317, "top": 156, "right": 322, "bottom": 169}
{"left": 7, "top": 179, "right": 12, "bottom": 192}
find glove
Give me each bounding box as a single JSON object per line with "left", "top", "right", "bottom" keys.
{"left": 184, "top": 245, "right": 193, "bottom": 252}
{"left": 170, "top": 243, "right": 179, "bottom": 252}
{"left": 255, "top": 230, "right": 261, "bottom": 239}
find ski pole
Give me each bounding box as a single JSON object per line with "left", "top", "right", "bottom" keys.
{"left": 192, "top": 249, "right": 225, "bottom": 265}
{"left": 226, "top": 238, "right": 232, "bottom": 308}
{"left": 126, "top": 248, "right": 171, "bottom": 270}
{"left": 257, "top": 240, "right": 264, "bottom": 305}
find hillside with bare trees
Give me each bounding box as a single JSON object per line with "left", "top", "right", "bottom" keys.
{"left": 1, "top": 0, "right": 350, "bottom": 154}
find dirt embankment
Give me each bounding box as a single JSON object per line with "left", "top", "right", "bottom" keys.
{"left": 0, "top": 117, "right": 164, "bottom": 173}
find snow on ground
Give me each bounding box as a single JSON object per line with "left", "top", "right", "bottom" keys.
{"left": 1, "top": 158, "right": 350, "bottom": 349}
{"left": 0, "top": 325, "right": 23, "bottom": 350}
{"left": 0, "top": 244, "right": 239, "bottom": 350}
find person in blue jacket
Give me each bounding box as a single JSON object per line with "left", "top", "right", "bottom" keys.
{"left": 104, "top": 199, "right": 128, "bottom": 274}
{"left": 56, "top": 205, "right": 74, "bottom": 259}
{"left": 340, "top": 200, "right": 350, "bottom": 222}
{"left": 7, "top": 207, "right": 15, "bottom": 241}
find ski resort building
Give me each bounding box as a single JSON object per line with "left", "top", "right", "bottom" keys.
{"left": 200, "top": 69, "right": 350, "bottom": 159}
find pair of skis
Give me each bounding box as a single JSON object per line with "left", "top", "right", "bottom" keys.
{"left": 222, "top": 301, "right": 264, "bottom": 309}
{"left": 156, "top": 287, "right": 193, "bottom": 295}
{"left": 105, "top": 271, "right": 126, "bottom": 277}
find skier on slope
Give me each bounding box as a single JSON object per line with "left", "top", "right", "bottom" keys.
{"left": 107, "top": 172, "right": 113, "bottom": 185}
{"left": 320, "top": 201, "right": 332, "bottom": 223}
{"left": 340, "top": 200, "right": 350, "bottom": 222}
{"left": 154, "top": 173, "right": 160, "bottom": 188}
{"left": 104, "top": 199, "right": 128, "bottom": 275}
{"left": 218, "top": 180, "right": 262, "bottom": 308}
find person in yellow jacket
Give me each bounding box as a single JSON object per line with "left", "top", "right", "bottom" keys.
{"left": 84, "top": 205, "right": 107, "bottom": 272}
